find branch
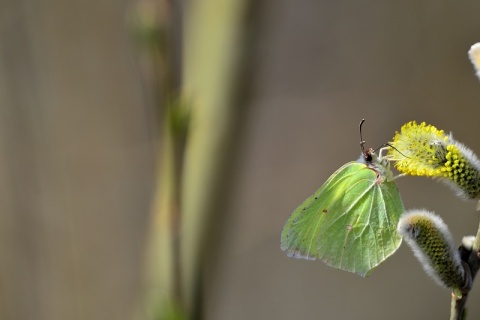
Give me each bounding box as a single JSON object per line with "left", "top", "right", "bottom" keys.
{"left": 450, "top": 219, "right": 480, "bottom": 320}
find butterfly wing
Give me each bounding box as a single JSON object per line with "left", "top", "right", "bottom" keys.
{"left": 281, "top": 161, "right": 403, "bottom": 277}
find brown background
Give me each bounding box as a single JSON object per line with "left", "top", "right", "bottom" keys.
{"left": 2, "top": 1, "right": 480, "bottom": 320}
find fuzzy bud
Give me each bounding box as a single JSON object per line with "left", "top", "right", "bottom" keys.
{"left": 397, "top": 210, "right": 465, "bottom": 289}
{"left": 469, "top": 43, "right": 480, "bottom": 81}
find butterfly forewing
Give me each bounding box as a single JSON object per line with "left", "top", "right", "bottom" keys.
{"left": 281, "top": 161, "right": 403, "bottom": 277}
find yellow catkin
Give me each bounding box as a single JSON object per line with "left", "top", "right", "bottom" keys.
{"left": 389, "top": 121, "right": 480, "bottom": 199}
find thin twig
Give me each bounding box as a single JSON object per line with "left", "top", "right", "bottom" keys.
{"left": 450, "top": 292, "right": 466, "bottom": 320}
{"left": 450, "top": 219, "right": 480, "bottom": 319}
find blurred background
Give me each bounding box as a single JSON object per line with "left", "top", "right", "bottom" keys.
{"left": 2, "top": 0, "right": 480, "bottom": 319}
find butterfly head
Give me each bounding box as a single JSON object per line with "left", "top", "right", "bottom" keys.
{"left": 362, "top": 147, "right": 374, "bottom": 163}
{"left": 358, "top": 146, "right": 381, "bottom": 166}
{"left": 359, "top": 119, "right": 375, "bottom": 164}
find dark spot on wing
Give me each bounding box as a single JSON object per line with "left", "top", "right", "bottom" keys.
{"left": 322, "top": 209, "right": 328, "bottom": 213}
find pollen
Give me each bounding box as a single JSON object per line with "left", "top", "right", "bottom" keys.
{"left": 389, "top": 121, "right": 480, "bottom": 199}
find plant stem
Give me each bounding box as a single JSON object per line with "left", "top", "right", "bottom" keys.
{"left": 468, "top": 218, "right": 480, "bottom": 272}
{"left": 450, "top": 218, "right": 480, "bottom": 319}
{"left": 130, "top": 1, "right": 186, "bottom": 318}
{"left": 450, "top": 291, "right": 467, "bottom": 320}
{"left": 180, "top": 0, "right": 254, "bottom": 314}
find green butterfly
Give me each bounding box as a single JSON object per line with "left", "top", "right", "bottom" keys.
{"left": 281, "top": 121, "right": 404, "bottom": 277}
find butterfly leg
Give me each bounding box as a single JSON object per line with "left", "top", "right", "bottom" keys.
{"left": 393, "top": 173, "right": 406, "bottom": 180}
{"left": 377, "top": 147, "right": 390, "bottom": 161}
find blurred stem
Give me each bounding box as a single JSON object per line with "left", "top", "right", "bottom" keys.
{"left": 148, "top": 106, "right": 183, "bottom": 316}
{"left": 137, "top": 0, "right": 256, "bottom": 318}
{"left": 131, "top": 1, "right": 186, "bottom": 319}
{"left": 180, "top": 0, "right": 255, "bottom": 317}
{"left": 147, "top": 103, "right": 188, "bottom": 319}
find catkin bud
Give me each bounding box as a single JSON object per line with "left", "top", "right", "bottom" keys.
{"left": 388, "top": 121, "right": 480, "bottom": 201}
{"left": 469, "top": 43, "right": 480, "bottom": 80}
{"left": 461, "top": 235, "right": 476, "bottom": 251}
{"left": 397, "top": 210, "right": 465, "bottom": 289}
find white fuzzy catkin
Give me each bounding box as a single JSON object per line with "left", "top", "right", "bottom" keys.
{"left": 469, "top": 43, "right": 480, "bottom": 80}
{"left": 397, "top": 210, "right": 464, "bottom": 288}
{"left": 461, "top": 236, "right": 476, "bottom": 251}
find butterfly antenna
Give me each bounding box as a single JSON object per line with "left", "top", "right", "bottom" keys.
{"left": 374, "top": 143, "right": 410, "bottom": 158}
{"left": 359, "top": 119, "right": 366, "bottom": 154}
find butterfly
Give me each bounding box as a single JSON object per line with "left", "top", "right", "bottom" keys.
{"left": 281, "top": 120, "right": 404, "bottom": 277}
